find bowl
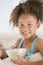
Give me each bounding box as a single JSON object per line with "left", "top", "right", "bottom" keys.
{"left": 6, "top": 48, "right": 27, "bottom": 60}
{"left": 25, "top": 52, "right": 43, "bottom": 62}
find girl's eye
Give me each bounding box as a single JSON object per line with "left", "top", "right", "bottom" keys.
{"left": 20, "top": 24, "right": 24, "bottom": 26}
{"left": 19, "top": 24, "right": 24, "bottom": 28}
{"left": 28, "top": 24, "right": 32, "bottom": 25}
{"left": 28, "top": 24, "right": 32, "bottom": 27}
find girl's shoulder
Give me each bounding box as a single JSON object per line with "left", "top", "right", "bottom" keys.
{"left": 35, "top": 38, "right": 43, "bottom": 54}
{"left": 35, "top": 38, "right": 43, "bottom": 47}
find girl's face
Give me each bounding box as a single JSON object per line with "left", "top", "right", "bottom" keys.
{"left": 18, "top": 14, "right": 40, "bottom": 39}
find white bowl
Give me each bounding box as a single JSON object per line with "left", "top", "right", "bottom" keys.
{"left": 6, "top": 48, "right": 27, "bottom": 60}
{"left": 25, "top": 52, "right": 43, "bottom": 62}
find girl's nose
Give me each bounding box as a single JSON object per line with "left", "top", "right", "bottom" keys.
{"left": 24, "top": 26, "right": 29, "bottom": 31}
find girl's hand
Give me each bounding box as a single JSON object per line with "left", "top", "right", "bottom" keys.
{"left": 11, "top": 54, "right": 28, "bottom": 65}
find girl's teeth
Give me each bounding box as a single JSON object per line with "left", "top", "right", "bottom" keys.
{"left": 24, "top": 32, "right": 29, "bottom": 34}
{"left": 23, "top": 32, "right": 30, "bottom": 34}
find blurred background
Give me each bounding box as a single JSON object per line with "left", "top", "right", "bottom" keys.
{"left": 0, "top": 0, "right": 21, "bottom": 33}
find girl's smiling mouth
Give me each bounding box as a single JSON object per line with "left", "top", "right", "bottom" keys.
{"left": 22, "top": 32, "right": 31, "bottom": 35}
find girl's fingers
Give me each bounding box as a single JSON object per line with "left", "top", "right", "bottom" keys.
{"left": 17, "top": 54, "right": 25, "bottom": 61}
{"left": 11, "top": 55, "right": 26, "bottom": 65}
{"left": 11, "top": 59, "right": 20, "bottom": 64}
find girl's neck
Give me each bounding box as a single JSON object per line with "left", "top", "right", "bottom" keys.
{"left": 24, "top": 34, "right": 37, "bottom": 43}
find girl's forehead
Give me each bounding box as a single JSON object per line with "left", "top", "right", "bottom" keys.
{"left": 18, "top": 14, "right": 38, "bottom": 23}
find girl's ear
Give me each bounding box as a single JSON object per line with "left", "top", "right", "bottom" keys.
{"left": 37, "top": 20, "right": 41, "bottom": 28}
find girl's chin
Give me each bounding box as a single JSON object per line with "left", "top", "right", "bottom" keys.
{"left": 23, "top": 35, "right": 31, "bottom": 39}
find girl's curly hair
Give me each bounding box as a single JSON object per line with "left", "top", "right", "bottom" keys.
{"left": 10, "top": 0, "right": 43, "bottom": 26}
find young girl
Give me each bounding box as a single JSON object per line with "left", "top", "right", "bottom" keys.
{"left": 10, "top": 0, "right": 43, "bottom": 65}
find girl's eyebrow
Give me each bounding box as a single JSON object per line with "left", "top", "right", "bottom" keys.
{"left": 27, "top": 21, "right": 32, "bottom": 23}
{"left": 18, "top": 22, "right": 23, "bottom": 23}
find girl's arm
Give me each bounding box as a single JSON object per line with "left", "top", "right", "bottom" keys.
{"left": 27, "top": 60, "right": 43, "bottom": 65}
{"left": 38, "top": 39, "right": 43, "bottom": 55}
